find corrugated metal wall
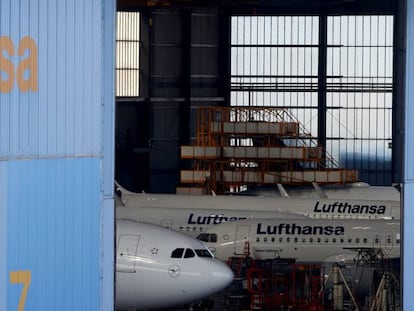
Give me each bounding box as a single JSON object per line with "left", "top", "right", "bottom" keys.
{"left": 404, "top": 0, "right": 414, "bottom": 307}
{"left": 0, "top": 0, "right": 115, "bottom": 310}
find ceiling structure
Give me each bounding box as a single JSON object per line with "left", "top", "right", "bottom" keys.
{"left": 118, "top": 0, "right": 397, "bottom": 14}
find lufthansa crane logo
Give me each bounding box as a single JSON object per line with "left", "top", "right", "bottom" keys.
{"left": 168, "top": 265, "right": 181, "bottom": 278}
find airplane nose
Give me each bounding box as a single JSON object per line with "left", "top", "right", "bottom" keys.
{"left": 208, "top": 260, "right": 234, "bottom": 292}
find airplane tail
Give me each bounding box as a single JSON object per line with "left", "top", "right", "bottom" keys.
{"left": 276, "top": 183, "right": 290, "bottom": 198}
{"left": 114, "top": 180, "right": 142, "bottom": 196}
{"left": 312, "top": 182, "right": 328, "bottom": 198}
{"left": 114, "top": 180, "right": 146, "bottom": 207}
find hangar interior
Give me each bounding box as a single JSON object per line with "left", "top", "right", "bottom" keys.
{"left": 112, "top": 2, "right": 406, "bottom": 310}
{"left": 115, "top": 0, "right": 405, "bottom": 194}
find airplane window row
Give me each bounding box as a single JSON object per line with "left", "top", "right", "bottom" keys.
{"left": 171, "top": 248, "right": 213, "bottom": 258}
{"left": 255, "top": 236, "right": 398, "bottom": 245}
{"left": 308, "top": 214, "right": 388, "bottom": 220}
{"left": 179, "top": 226, "right": 204, "bottom": 232}
{"left": 196, "top": 233, "right": 399, "bottom": 246}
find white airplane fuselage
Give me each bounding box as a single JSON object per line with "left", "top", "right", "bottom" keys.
{"left": 116, "top": 219, "right": 234, "bottom": 310}
{"left": 198, "top": 218, "right": 400, "bottom": 263}
{"left": 246, "top": 182, "right": 401, "bottom": 201}
{"left": 116, "top": 205, "right": 307, "bottom": 238}
{"left": 115, "top": 187, "right": 400, "bottom": 239}
{"left": 117, "top": 189, "right": 400, "bottom": 220}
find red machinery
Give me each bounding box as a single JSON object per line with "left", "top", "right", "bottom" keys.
{"left": 231, "top": 257, "right": 328, "bottom": 310}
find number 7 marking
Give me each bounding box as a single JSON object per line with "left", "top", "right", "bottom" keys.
{"left": 9, "top": 271, "right": 31, "bottom": 311}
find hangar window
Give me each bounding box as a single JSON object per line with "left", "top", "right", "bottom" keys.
{"left": 116, "top": 11, "right": 140, "bottom": 97}
{"left": 231, "top": 15, "right": 394, "bottom": 185}
{"left": 326, "top": 15, "right": 394, "bottom": 185}
{"left": 231, "top": 15, "right": 319, "bottom": 162}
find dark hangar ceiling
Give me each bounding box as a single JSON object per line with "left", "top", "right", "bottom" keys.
{"left": 117, "top": 0, "right": 397, "bottom": 14}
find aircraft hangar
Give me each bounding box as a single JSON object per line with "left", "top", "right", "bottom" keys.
{"left": 114, "top": 0, "right": 409, "bottom": 310}
{"left": 1, "top": 0, "right": 414, "bottom": 311}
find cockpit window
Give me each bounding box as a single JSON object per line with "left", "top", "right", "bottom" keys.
{"left": 196, "top": 233, "right": 217, "bottom": 243}
{"left": 171, "top": 248, "right": 184, "bottom": 258}
{"left": 184, "top": 248, "right": 195, "bottom": 258}
{"left": 195, "top": 249, "right": 213, "bottom": 258}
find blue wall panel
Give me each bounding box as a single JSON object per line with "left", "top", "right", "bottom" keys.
{"left": 0, "top": 0, "right": 104, "bottom": 159}
{"left": 0, "top": 162, "right": 7, "bottom": 311}
{"left": 101, "top": 0, "right": 116, "bottom": 308}
{"left": 0, "top": 0, "right": 116, "bottom": 310}
{"left": 6, "top": 158, "right": 101, "bottom": 311}
{"left": 405, "top": 0, "right": 414, "bottom": 308}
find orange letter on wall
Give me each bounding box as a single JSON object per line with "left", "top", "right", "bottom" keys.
{"left": 17, "top": 36, "right": 38, "bottom": 92}
{"left": 10, "top": 270, "right": 31, "bottom": 311}
{"left": 0, "top": 36, "right": 15, "bottom": 93}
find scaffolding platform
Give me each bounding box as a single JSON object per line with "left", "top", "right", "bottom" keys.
{"left": 179, "top": 106, "right": 359, "bottom": 194}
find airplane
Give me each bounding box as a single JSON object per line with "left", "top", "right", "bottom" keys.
{"left": 197, "top": 217, "right": 401, "bottom": 306}
{"left": 116, "top": 205, "right": 308, "bottom": 238}
{"left": 197, "top": 217, "right": 400, "bottom": 263}
{"left": 115, "top": 219, "right": 234, "bottom": 310}
{"left": 240, "top": 182, "right": 401, "bottom": 201}
{"left": 115, "top": 183, "right": 401, "bottom": 234}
